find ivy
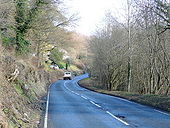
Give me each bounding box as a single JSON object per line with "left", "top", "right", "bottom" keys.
{"left": 16, "top": 32, "right": 29, "bottom": 54}
{"left": 15, "top": 0, "right": 46, "bottom": 54}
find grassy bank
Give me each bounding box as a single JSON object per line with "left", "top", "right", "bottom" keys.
{"left": 78, "top": 78, "right": 170, "bottom": 113}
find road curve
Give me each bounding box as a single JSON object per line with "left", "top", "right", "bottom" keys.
{"left": 45, "top": 74, "right": 170, "bottom": 128}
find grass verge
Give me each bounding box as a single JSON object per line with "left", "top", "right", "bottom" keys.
{"left": 78, "top": 78, "right": 170, "bottom": 113}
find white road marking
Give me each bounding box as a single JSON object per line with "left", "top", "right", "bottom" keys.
{"left": 90, "top": 101, "right": 101, "bottom": 108}
{"left": 114, "top": 96, "right": 139, "bottom": 105}
{"left": 115, "top": 97, "right": 133, "bottom": 103}
{"left": 75, "top": 93, "right": 80, "bottom": 95}
{"left": 64, "top": 81, "right": 80, "bottom": 96}
{"left": 94, "top": 104, "right": 101, "bottom": 108}
{"left": 44, "top": 91, "right": 50, "bottom": 128}
{"left": 64, "top": 80, "right": 130, "bottom": 126}
{"left": 114, "top": 97, "right": 149, "bottom": 108}
{"left": 106, "top": 111, "right": 130, "bottom": 126}
{"left": 154, "top": 109, "right": 170, "bottom": 116}
{"left": 90, "top": 101, "right": 95, "bottom": 104}
{"left": 64, "top": 81, "right": 71, "bottom": 91}
{"left": 81, "top": 95, "right": 88, "bottom": 100}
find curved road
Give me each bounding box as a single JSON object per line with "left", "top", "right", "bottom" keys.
{"left": 45, "top": 74, "right": 170, "bottom": 128}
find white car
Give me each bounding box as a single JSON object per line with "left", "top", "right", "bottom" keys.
{"left": 63, "top": 72, "right": 72, "bottom": 80}
{"left": 49, "top": 65, "right": 59, "bottom": 70}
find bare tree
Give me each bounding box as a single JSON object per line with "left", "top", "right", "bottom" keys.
{"left": 88, "top": 0, "right": 170, "bottom": 95}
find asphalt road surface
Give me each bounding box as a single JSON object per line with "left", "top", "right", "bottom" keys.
{"left": 45, "top": 74, "right": 170, "bottom": 128}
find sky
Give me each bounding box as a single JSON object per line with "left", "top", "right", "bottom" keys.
{"left": 64, "top": 0, "right": 126, "bottom": 36}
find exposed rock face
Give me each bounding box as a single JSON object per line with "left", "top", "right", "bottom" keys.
{"left": 0, "top": 53, "right": 63, "bottom": 127}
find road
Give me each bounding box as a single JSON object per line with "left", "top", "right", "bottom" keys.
{"left": 45, "top": 74, "right": 170, "bottom": 128}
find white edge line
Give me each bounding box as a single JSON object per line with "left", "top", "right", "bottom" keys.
{"left": 44, "top": 91, "right": 50, "bottom": 128}
{"left": 114, "top": 97, "right": 140, "bottom": 105}
{"left": 106, "top": 111, "right": 129, "bottom": 126}
{"left": 154, "top": 109, "right": 170, "bottom": 116}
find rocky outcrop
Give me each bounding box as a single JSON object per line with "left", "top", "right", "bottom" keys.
{"left": 0, "top": 53, "right": 63, "bottom": 127}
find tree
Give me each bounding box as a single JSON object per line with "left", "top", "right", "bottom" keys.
{"left": 88, "top": 15, "right": 127, "bottom": 90}
{"left": 49, "top": 48, "right": 63, "bottom": 65}
{"left": 87, "top": 0, "right": 170, "bottom": 95}
{"left": 15, "top": 0, "right": 47, "bottom": 54}
{"left": 127, "top": 0, "right": 132, "bottom": 92}
{"left": 154, "top": 0, "right": 170, "bottom": 34}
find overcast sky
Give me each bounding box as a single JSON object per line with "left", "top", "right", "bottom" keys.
{"left": 64, "top": 0, "right": 126, "bottom": 35}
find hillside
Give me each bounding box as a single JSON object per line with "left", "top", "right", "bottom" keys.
{"left": 0, "top": 43, "right": 64, "bottom": 127}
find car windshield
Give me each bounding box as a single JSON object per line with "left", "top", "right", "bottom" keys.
{"left": 65, "top": 72, "right": 71, "bottom": 74}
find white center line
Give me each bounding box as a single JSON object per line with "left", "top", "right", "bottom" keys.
{"left": 64, "top": 81, "right": 80, "bottom": 96}
{"left": 90, "top": 101, "right": 102, "bottom": 108}
{"left": 90, "top": 100, "right": 95, "bottom": 104}
{"left": 106, "top": 111, "right": 129, "bottom": 126}
{"left": 64, "top": 80, "right": 130, "bottom": 126}
{"left": 75, "top": 92, "right": 80, "bottom": 95}
{"left": 81, "top": 95, "right": 88, "bottom": 100}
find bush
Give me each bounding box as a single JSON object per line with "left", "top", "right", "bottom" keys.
{"left": 57, "top": 62, "right": 65, "bottom": 69}
{"left": 1, "top": 36, "right": 15, "bottom": 47}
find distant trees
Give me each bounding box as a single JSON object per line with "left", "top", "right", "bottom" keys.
{"left": 88, "top": 0, "right": 170, "bottom": 95}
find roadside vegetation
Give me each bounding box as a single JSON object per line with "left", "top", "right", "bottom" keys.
{"left": 79, "top": 78, "right": 170, "bottom": 112}
{"left": 82, "top": 0, "right": 170, "bottom": 113}
{"left": 85, "top": 0, "right": 170, "bottom": 95}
